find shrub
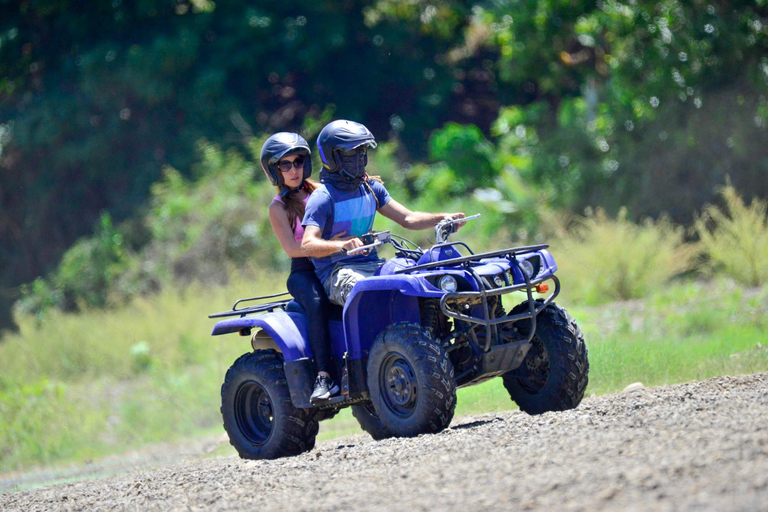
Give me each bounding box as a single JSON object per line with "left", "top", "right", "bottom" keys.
{"left": 428, "top": 123, "right": 497, "bottom": 189}
{"left": 16, "top": 212, "right": 131, "bottom": 318}
{"left": 553, "top": 208, "right": 694, "bottom": 304}
{"left": 694, "top": 184, "right": 768, "bottom": 287}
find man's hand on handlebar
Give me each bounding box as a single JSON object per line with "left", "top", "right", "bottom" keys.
{"left": 332, "top": 231, "right": 371, "bottom": 256}
{"left": 331, "top": 231, "right": 367, "bottom": 256}
{"left": 434, "top": 212, "right": 480, "bottom": 243}
{"left": 446, "top": 212, "right": 467, "bottom": 232}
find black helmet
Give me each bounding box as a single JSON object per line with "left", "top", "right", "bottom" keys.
{"left": 317, "top": 120, "right": 377, "bottom": 173}
{"left": 260, "top": 132, "right": 312, "bottom": 186}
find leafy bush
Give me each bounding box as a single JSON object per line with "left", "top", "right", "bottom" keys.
{"left": 553, "top": 208, "right": 694, "bottom": 304}
{"left": 428, "top": 123, "right": 497, "bottom": 189}
{"left": 16, "top": 213, "right": 131, "bottom": 318}
{"left": 694, "top": 184, "right": 768, "bottom": 287}
{"left": 15, "top": 141, "right": 284, "bottom": 319}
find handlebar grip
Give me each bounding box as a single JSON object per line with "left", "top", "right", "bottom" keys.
{"left": 346, "top": 240, "right": 382, "bottom": 256}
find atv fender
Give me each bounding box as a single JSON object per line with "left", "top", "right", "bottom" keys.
{"left": 343, "top": 275, "right": 431, "bottom": 359}
{"left": 211, "top": 309, "right": 310, "bottom": 361}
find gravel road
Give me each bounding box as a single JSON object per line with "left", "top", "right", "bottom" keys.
{"left": 2, "top": 372, "right": 767, "bottom": 511}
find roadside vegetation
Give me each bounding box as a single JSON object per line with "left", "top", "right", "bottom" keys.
{"left": 3, "top": 0, "right": 768, "bottom": 481}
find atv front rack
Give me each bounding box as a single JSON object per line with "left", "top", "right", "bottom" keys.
{"left": 394, "top": 243, "right": 549, "bottom": 273}
{"left": 208, "top": 292, "right": 292, "bottom": 319}
{"left": 398, "top": 244, "right": 559, "bottom": 353}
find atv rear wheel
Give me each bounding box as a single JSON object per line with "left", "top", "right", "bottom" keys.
{"left": 221, "top": 350, "right": 318, "bottom": 459}
{"left": 351, "top": 403, "right": 393, "bottom": 440}
{"left": 367, "top": 322, "right": 456, "bottom": 437}
{"left": 502, "top": 302, "right": 589, "bottom": 415}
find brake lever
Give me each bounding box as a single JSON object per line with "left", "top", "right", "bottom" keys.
{"left": 343, "top": 230, "right": 391, "bottom": 256}
{"left": 346, "top": 240, "right": 383, "bottom": 256}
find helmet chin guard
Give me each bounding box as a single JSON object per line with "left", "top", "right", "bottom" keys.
{"left": 260, "top": 132, "right": 312, "bottom": 187}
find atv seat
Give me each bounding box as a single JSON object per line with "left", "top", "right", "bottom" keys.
{"left": 285, "top": 299, "right": 344, "bottom": 321}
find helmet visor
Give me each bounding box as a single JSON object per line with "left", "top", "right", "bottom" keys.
{"left": 335, "top": 140, "right": 377, "bottom": 154}
{"left": 268, "top": 147, "right": 308, "bottom": 165}
{"left": 337, "top": 146, "right": 368, "bottom": 157}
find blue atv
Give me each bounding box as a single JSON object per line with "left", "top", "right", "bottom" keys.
{"left": 209, "top": 215, "right": 588, "bottom": 459}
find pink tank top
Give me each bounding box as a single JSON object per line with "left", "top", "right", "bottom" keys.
{"left": 272, "top": 194, "right": 308, "bottom": 243}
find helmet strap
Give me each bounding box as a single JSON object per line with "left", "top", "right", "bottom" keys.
{"left": 280, "top": 182, "right": 304, "bottom": 198}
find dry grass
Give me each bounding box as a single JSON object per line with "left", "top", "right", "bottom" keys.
{"left": 694, "top": 183, "right": 768, "bottom": 287}
{"left": 552, "top": 207, "right": 695, "bottom": 305}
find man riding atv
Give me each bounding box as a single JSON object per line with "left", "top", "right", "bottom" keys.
{"left": 301, "top": 119, "right": 466, "bottom": 306}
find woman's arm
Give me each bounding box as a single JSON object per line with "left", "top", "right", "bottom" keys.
{"left": 268, "top": 202, "right": 305, "bottom": 258}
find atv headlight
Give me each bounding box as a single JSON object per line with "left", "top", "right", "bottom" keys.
{"left": 438, "top": 275, "right": 458, "bottom": 292}
{"left": 519, "top": 260, "right": 535, "bottom": 279}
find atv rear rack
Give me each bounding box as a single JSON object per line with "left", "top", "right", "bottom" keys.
{"left": 208, "top": 292, "right": 292, "bottom": 319}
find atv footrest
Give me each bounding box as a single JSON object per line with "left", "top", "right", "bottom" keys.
{"left": 314, "top": 394, "right": 369, "bottom": 409}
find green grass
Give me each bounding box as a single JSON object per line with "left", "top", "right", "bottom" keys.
{"left": 0, "top": 275, "right": 282, "bottom": 472}
{"left": 2, "top": 274, "right": 767, "bottom": 473}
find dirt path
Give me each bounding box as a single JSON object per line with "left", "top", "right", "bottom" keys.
{"left": 2, "top": 372, "right": 767, "bottom": 511}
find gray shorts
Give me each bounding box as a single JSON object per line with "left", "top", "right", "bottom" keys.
{"left": 323, "top": 259, "right": 384, "bottom": 306}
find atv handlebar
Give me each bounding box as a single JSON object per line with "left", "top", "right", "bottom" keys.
{"left": 435, "top": 213, "right": 481, "bottom": 243}
{"left": 343, "top": 214, "right": 481, "bottom": 256}
{"left": 346, "top": 231, "right": 391, "bottom": 256}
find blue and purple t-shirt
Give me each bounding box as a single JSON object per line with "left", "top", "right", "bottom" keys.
{"left": 302, "top": 180, "right": 391, "bottom": 282}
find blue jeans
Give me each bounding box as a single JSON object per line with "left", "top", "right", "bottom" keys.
{"left": 287, "top": 258, "right": 333, "bottom": 376}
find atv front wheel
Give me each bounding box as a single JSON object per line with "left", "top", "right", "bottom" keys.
{"left": 221, "top": 350, "right": 318, "bottom": 459}
{"left": 367, "top": 322, "right": 456, "bottom": 437}
{"left": 502, "top": 302, "right": 589, "bottom": 415}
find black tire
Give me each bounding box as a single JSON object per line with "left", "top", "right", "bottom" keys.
{"left": 367, "top": 322, "right": 456, "bottom": 437}
{"left": 315, "top": 408, "right": 340, "bottom": 422}
{"left": 221, "top": 350, "right": 319, "bottom": 460}
{"left": 351, "top": 403, "right": 394, "bottom": 440}
{"left": 502, "top": 301, "right": 589, "bottom": 415}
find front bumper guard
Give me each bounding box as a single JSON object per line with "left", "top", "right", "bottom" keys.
{"left": 439, "top": 268, "right": 561, "bottom": 352}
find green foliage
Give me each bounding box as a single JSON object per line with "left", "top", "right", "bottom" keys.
{"left": 16, "top": 142, "right": 284, "bottom": 318}
{"left": 0, "top": 0, "right": 493, "bottom": 331}
{"left": 0, "top": 377, "right": 105, "bottom": 471}
{"left": 428, "top": 122, "right": 496, "bottom": 188}
{"left": 553, "top": 208, "right": 694, "bottom": 304}
{"left": 695, "top": 183, "right": 768, "bottom": 286}
{"left": 144, "top": 141, "right": 281, "bottom": 284}
{"left": 129, "top": 342, "right": 155, "bottom": 374}
{"left": 16, "top": 213, "right": 130, "bottom": 318}
{"left": 578, "top": 280, "right": 768, "bottom": 393}
{"left": 483, "top": 1, "right": 768, "bottom": 222}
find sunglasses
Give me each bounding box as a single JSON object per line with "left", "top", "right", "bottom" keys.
{"left": 337, "top": 146, "right": 368, "bottom": 157}
{"left": 277, "top": 157, "right": 305, "bottom": 172}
